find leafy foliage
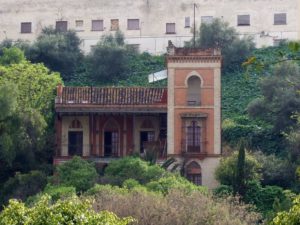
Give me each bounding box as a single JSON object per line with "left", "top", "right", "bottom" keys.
{"left": 103, "top": 157, "right": 165, "bottom": 185}
{"left": 271, "top": 195, "right": 300, "bottom": 225}
{"left": 215, "top": 150, "right": 261, "bottom": 186}
{"left": 26, "top": 27, "right": 83, "bottom": 81}
{"left": 0, "top": 47, "right": 25, "bottom": 65}
{"left": 187, "top": 18, "right": 255, "bottom": 72}
{"left": 0, "top": 195, "right": 134, "bottom": 225}
{"left": 55, "top": 156, "right": 98, "bottom": 192}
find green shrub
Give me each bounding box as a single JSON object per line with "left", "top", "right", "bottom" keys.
{"left": 0, "top": 170, "right": 47, "bottom": 206}
{"left": 215, "top": 151, "right": 261, "bottom": 186}
{"left": 213, "top": 185, "right": 234, "bottom": 197}
{"left": 103, "top": 157, "right": 165, "bottom": 185}
{"left": 146, "top": 175, "right": 207, "bottom": 195}
{"left": 0, "top": 195, "right": 135, "bottom": 225}
{"left": 55, "top": 156, "right": 98, "bottom": 192}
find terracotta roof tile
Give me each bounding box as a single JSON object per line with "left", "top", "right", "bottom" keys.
{"left": 59, "top": 86, "right": 167, "bottom": 105}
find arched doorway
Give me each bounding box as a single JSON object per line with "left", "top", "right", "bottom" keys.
{"left": 103, "top": 119, "right": 119, "bottom": 157}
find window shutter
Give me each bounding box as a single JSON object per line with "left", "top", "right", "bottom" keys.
{"left": 274, "top": 13, "right": 286, "bottom": 25}
{"left": 127, "top": 19, "right": 139, "bottom": 30}
{"left": 92, "top": 20, "right": 103, "bottom": 31}
{"left": 21, "top": 22, "right": 31, "bottom": 33}
{"left": 237, "top": 15, "right": 250, "bottom": 26}
{"left": 56, "top": 21, "right": 68, "bottom": 32}
{"left": 185, "top": 17, "right": 190, "bottom": 27}
{"left": 166, "top": 23, "right": 176, "bottom": 34}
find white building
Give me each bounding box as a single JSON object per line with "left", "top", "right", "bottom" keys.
{"left": 0, "top": 0, "right": 299, "bottom": 54}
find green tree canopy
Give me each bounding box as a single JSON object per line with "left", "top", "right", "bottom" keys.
{"left": 187, "top": 18, "right": 255, "bottom": 72}
{"left": 27, "top": 27, "right": 83, "bottom": 81}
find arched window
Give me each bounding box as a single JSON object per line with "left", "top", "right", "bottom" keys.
{"left": 187, "top": 76, "right": 201, "bottom": 106}
{"left": 69, "top": 119, "right": 83, "bottom": 129}
{"left": 186, "top": 120, "right": 201, "bottom": 153}
{"left": 186, "top": 161, "right": 202, "bottom": 185}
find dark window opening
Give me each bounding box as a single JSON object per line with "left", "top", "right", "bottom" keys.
{"left": 274, "top": 13, "right": 286, "bottom": 25}
{"left": 68, "top": 131, "right": 83, "bottom": 156}
{"left": 21, "top": 22, "right": 32, "bottom": 33}
{"left": 237, "top": 15, "right": 250, "bottom": 26}
{"left": 166, "top": 23, "right": 176, "bottom": 34}
{"left": 56, "top": 21, "right": 68, "bottom": 32}
{"left": 104, "top": 131, "right": 118, "bottom": 157}
{"left": 187, "top": 174, "right": 202, "bottom": 185}
{"left": 140, "top": 131, "right": 155, "bottom": 153}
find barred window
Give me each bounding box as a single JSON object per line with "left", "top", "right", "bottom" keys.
{"left": 186, "top": 121, "right": 201, "bottom": 152}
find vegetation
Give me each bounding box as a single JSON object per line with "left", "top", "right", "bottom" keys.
{"left": 55, "top": 156, "right": 98, "bottom": 192}
{"left": 0, "top": 195, "right": 134, "bottom": 225}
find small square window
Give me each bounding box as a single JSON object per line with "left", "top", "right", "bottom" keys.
{"left": 166, "top": 23, "right": 176, "bottom": 34}
{"left": 127, "top": 19, "right": 139, "bottom": 30}
{"left": 76, "top": 20, "right": 84, "bottom": 28}
{"left": 21, "top": 22, "right": 31, "bottom": 33}
{"left": 274, "top": 13, "right": 286, "bottom": 25}
{"left": 185, "top": 17, "right": 190, "bottom": 27}
{"left": 237, "top": 15, "right": 250, "bottom": 26}
{"left": 56, "top": 21, "right": 68, "bottom": 32}
{"left": 92, "top": 20, "right": 104, "bottom": 31}
{"left": 111, "top": 19, "right": 119, "bottom": 31}
{"left": 201, "top": 16, "right": 213, "bottom": 24}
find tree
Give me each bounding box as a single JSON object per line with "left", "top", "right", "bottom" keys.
{"left": 0, "top": 55, "right": 62, "bottom": 185}
{"left": 235, "top": 139, "right": 246, "bottom": 195}
{"left": 187, "top": 18, "right": 255, "bottom": 72}
{"left": 215, "top": 150, "right": 261, "bottom": 187}
{"left": 248, "top": 62, "right": 300, "bottom": 133}
{"left": 0, "top": 195, "right": 134, "bottom": 225}
{"left": 55, "top": 156, "right": 98, "bottom": 192}
{"left": 86, "top": 31, "right": 133, "bottom": 84}
{"left": 27, "top": 27, "right": 83, "bottom": 81}
{"left": 0, "top": 47, "right": 25, "bottom": 65}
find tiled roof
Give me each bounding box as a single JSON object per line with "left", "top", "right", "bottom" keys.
{"left": 58, "top": 86, "right": 167, "bottom": 105}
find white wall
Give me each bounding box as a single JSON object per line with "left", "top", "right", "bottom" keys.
{"left": 0, "top": 0, "right": 299, "bottom": 54}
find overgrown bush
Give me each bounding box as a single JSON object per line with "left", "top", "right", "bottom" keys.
{"left": 103, "top": 157, "right": 165, "bottom": 185}
{"left": 55, "top": 156, "right": 98, "bottom": 192}
{"left": 215, "top": 151, "right": 261, "bottom": 186}
{"left": 146, "top": 175, "right": 207, "bottom": 195}
{"left": 0, "top": 195, "right": 134, "bottom": 225}
{"left": 91, "top": 186, "right": 261, "bottom": 225}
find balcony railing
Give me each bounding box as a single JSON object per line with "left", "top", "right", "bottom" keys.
{"left": 181, "top": 141, "right": 206, "bottom": 154}
{"left": 56, "top": 144, "right": 119, "bottom": 157}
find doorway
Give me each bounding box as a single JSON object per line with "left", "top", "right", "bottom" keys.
{"left": 140, "top": 131, "right": 155, "bottom": 153}
{"left": 104, "top": 131, "right": 118, "bottom": 157}
{"left": 68, "top": 131, "right": 83, "bottom": 156}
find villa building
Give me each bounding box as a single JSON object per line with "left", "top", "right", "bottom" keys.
{"left": 54, "top": 42, "right": 222, "bottom": 188}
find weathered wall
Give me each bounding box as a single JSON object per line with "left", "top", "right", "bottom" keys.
{"left": 0, "top": 0, "right": 299, "bottom": 54}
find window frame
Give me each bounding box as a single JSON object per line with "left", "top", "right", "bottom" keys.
{"left": 274, "top": 13, "right": 287, "bottom": 25}
{"left": 166, "top": 23, "right": 176, "bottom": 34}
{"left": 56, "top": 21, "right": 68, "bottom": 32}
{"left": 237, "top": 15, "right": 250, "bottom": 26}
{"left": 127, "top": 19, "right": 140, "bottom": 30}
{"left": 20, "top": 22, "right": 32, "bottom": 34}
{"left": 110, "top": 19, "right": 119, "bottom": 31}
{"left": 185, "top": 17, "right": 190, "bottom": 28}
{"left": 91, "top": 20, "right": 104, "bottom": 31}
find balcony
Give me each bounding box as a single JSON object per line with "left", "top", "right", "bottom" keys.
{"left": 181, "top": 141, "right": 207, "bottom": 159}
